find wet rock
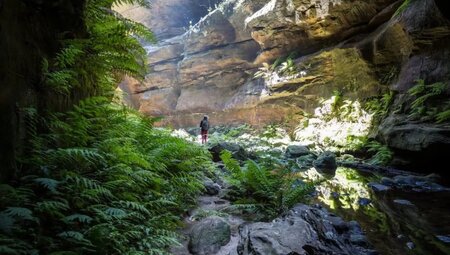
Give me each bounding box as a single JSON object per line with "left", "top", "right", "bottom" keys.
{"left": 358, "top": 198, "right": 372, "bottom": 206}
{"left": 389, "top": 174, "right": 447, "bottom": 192}
{"left": 286, "top": 145, "right": 310, "bottom": 158}
{"left": 393, "top": 199, "right": 415, "bottom": 207}
{"left": 350, "top": 234, "right": 368, "bottom": 246}
{"left": 313, "top": 151, "right": 337, "bottom": 177}
{"left": 328, "top": 216, "right": 348, "bottom": 233}
{"left": 188, "top": 216, "right": 231, "bottom": 255}
{"left": 380, "top": 177, "right": 395, "bottom": 186}
{"left": 369, "top": 183, "right": 391, "bottom": 192}
{"left": 237, "top": 204, "right": 374, "bottom": 255}
{"left": 203, "top": 178, "right": 221, "bottom": 195}
{"left": 347, "top": 220, "right": 363, "bottom": 234}
{"left": 209, "top": 142, "right": 248, "bottom": 162}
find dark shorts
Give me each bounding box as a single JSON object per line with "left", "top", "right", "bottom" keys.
{"left": 201, "top": 130, "right": 208, "bottom": 136}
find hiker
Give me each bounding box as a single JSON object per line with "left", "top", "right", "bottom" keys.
{"left": 200, "top": 115, "right": 209, "bottom": 144}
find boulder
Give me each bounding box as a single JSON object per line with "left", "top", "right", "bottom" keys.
{"left": 188, "top": 216, "right": 231, "bottom": 255}
{"left": 313, "top": 151, "right": 337, "bottom": 177}
{"left": 203, "top": 178, "right": 221, "bottom": 196}
{"left": 237, "top": 204, "right": 376, "bottom": 255}
{"left": 286, "top": 145, "right": 310, "bottom": 158}
{"left": 209, "top": 142, "right": 248, "bottom": 162}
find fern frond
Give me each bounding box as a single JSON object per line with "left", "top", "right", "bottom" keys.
{"left": 3, "top": 207, "right": 34, "bottom": 221}
{"left": 64, "top": 214, "right": 93, "bottom": 224}
{"left": 34, "top": 178, "right": 60, "bottom": 193}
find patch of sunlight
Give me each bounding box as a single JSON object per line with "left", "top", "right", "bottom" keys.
{"left": 187, "top": 0, "right": 245, "bottom": 35}
{"left": 315, "top": 0, "right": 342, "bottom": 19}
{"left": 244, "top": 0, "right": 276, "bottom": 26}
{"left": 171, "top": 129, "right": 196, "bottom": 142}
{"left": 302, "top": 167, "right": 372, "bottom": 211}
{"left": 294, "top": 96, "right": 373, "bottom": 152}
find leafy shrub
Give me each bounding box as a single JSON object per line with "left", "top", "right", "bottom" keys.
{"left": 366, "top": 141, "right": 393, "bottom": 166}
{"left": 220, "top": 151, "right": 314, "bottom": 220}
{"left": 42, "top": 0, "right": 155, "bottom": 96}
{"left": 0, "top": 98, "right": 212, "bottom": 254}
{"left": 407, "top": 80, "right": 450, "bottom": 122}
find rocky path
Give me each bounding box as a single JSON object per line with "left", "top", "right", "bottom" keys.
{"left": 171, "top": 163, "right": 377, "bottom": 255}
{"left": 170, "top": 173, "right": 245, "bottom": 255}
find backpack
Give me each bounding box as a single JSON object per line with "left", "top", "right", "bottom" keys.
{"left": 201, "top": 120, "right": 209, "bottom": 131}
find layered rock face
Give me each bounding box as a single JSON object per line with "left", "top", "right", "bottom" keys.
{"left": 118, "top": 0, "right": 450, "bottom": 173}
{"left": 114, "top": 0, "right": 223, "bottom": 40}
{"left": 119, "top": 0, "right": 401, "bottom": 127}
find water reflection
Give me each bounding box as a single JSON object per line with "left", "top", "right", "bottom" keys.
{"left": 302, "top": 167, "right": 450, "bottom": 255}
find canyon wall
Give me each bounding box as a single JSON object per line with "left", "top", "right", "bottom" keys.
{"left": 118, "top": 0, "right": 450, "bottom": 172}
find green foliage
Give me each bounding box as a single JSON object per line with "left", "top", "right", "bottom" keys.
{"left": 254, "top": 52, "right": 301, "bottom": 79}
{"left": 260, "top": 124, "right": 280, "bottom": 139}
{"left": 366, "top": 141, "right": 393, "bottom": 166}
{"left": 2, "top": 98, "right": 212, "bottom": 254}
{"left": 436, "top": 106, "right": 450, "bottom": 123}
{"left": 42, "top": 0, "right": 155, "bottom": 96}
{"left": 364, "top": 90, "right": 395, "bottom": 122}
{"left": 223, "top": 125, "right": 251, "bottom": 139}
{"left": 220, "top": 152, "right": 314, "bottom": 219}
{"left": 407, "top": 80, "right": 450, "bottom": 122}
{"left": 220, "top": 150, "right": 242, "bottom": 181}
{"left": 279, "top": 58, "right": 298, "bottom": 76}
{"left": 331, "top": 90, "right": 344, "bottom": 115}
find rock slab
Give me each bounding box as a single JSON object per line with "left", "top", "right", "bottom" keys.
{"left": 189, "top": 216, "right": 231, "bottom": 255}
{"left": 237, "top": 204, "right": 376, "bottom": 255}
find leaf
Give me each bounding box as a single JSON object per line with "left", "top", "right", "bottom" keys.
{"left": 36, "top": 200, "right": 69, "bottom": 217}
{"left": 64, "top": 214, "right": 93, "bottom": 224}
{"left": 3, "top": 207, "right": 34, "bottom": 221}
{"left": 0, "top": 212, "right": 15, "bottom": 232}
{"left": 58, "top": 231, "right": 92, "bottom": 245}
{"left": 104, "top": 207, "right": 127, "bottom": 218}
{"left": 34, "top": 178, "right": 60, "bottom": 192}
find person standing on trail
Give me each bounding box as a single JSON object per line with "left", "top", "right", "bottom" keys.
{"left": 200, "top": 115, "right": 209, "bottom": 144}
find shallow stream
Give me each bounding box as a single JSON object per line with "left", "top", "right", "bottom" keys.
{"left": 316, "top": 168, "right": 450, "bottom": 255}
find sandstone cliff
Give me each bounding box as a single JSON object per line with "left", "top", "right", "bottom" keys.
{"left": 117, "top": 0, "right": 450, "bottom": 173}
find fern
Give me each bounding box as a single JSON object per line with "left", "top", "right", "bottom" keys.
{"left": 3, "top": 207, "right": 34, "bottom": 221}
{"left": 104, "top": 207, "right": 127, "bottom": 218}
{"left": 366, "top": 141, "right": 393, "bottom": 165}
{"left": 407, "top": 80, "right": 449, "bottom": 121}
{"left": 220, "top": 150, "right": 242, "bottom": 180}
{"left": 64, "top": 214, "right": 93, "bottom": 224}
{"left": 34, "top": 178, "right": 60, "bottom": 193}
{"left": 221, "top": 156, "right": 314, "bottom": 219}
{"left": 436, "top": 107, "right": 450, "bottom": 123}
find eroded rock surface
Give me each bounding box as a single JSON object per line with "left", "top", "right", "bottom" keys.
{"left": 237, "top": 204, "right": 376, "bottom": 255}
